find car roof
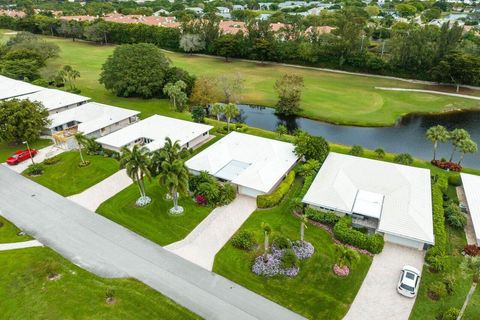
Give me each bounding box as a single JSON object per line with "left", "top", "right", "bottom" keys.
{"left": 403, "top": 265, "right": 421, "bottom": 275}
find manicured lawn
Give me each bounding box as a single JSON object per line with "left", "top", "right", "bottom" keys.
{"left": 96, "top": 179, "right": 212, "bottom": 246}
{"left": 464, "top": 287, "right": 480, "bottom": 320}
{"left": 1, "top": 31, "right": 475, "bottom": 127}
{"left": 0, "top": 216, "right": 31, "bottom": 243}
{"left": 0, "top": 139, "right": 51, "bottom": 164}
{"left": 212, "top": 179, "right": 372, "bottom": 320}
{"left": 24, "top": 151, "right": 119, "bottom": 196}
{"left": 0, "top": 247, "right": 200, "bottom": 319}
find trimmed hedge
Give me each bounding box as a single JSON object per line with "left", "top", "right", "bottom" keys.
{"left": 333, "top": 217, "right": 385, "bottom": 254}
{"left": 448, "top": 173, "right": 462, "bottom": 187}
{"left": 257, "top": 171, "right": 295, "bottom": 208}
{"left": 305, "top": 207, "right": 340, "bottom": 226}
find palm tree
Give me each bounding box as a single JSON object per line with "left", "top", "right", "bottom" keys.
{"left": 426, "top": 125, "right": 449, "bottom": 161}
{"left": 458, "top": 256, "right": 480, "bottom": 318}
{"left": 449, "top": 128, "right": 470, "bottom": 162}
{"left": 300, "top": 214, "right": 308, "bottom": 242}
{"left": 261, "top": 222, "right": 272, "bottom": 260}
{"left": 119, "top": 145, "right": 151, "bottom": 206}
{"left": 223, "top": 103, "right": 239, "bottom": 132}
{"left": 59, "top": 65, "right": 80, "bottom": 91}
{"left": 210, "top": 103, "right": 225, "bottom": 121}
{"left": 335, "top": 245, "right": 360, "bottom": 268}
{"left": 458, "top": 138, "right": 478, "bottom": 165}
{"left": 74, "top": 132, "right": 88, "bottom": 166}
{"left": 158, "top": 158, "right": 189, "bottom": 214}
{"left": 161, "top": 137, "right": 189, "bottom": 162}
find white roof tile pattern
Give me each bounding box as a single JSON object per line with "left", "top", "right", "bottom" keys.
{"left": 0, "top": 75, "right": 42, "bottom": 99}
{"left": 16, "top": 88, "right": 90, "bottom": 112}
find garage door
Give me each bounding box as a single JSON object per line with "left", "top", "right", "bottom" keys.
{"left": 238, "top": 186, "right": 263, "bottom": 198}
{"left": 384, "top": 233, "right": 424, "bottom": 250}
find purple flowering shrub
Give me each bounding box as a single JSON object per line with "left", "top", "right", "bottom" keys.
{"left": 292, "top": 241, "right": 315, "bottom": 260}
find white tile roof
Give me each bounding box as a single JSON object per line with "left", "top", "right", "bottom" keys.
{"left": 186, "top": 132, "right": 299, "bottom": 193}
{"left": 460, "top": 173, "right": 480, "bottom": 244}
{"left": 48, "top": 102, "right": 140, "bottom": 135}
{"left": 0, "top": 75, "right": 43, "bottom": 100}
{"left": 16, "top": 88, "right": 90, "bottom": 112}
{"left": 96, "top": 115, "right": 213, "bottom": 151}
{"left": 303, "top": 153, "right": 434, "bottom": 244}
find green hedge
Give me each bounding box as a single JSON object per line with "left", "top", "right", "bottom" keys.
{"left": 257, "top": 171, "right": 295, "bottom": 208}
{"left": 425, "top": 178, "right": 447, "bottom": 269}
{"left": 305, "top": 207, "right": 340, "bottom": 226}
{"left": 333, "top": 217, "right": 385, "bottom": 254}
{"left": 299, "top": 175, "right": 314, "bottom": 198}
{"left": 448, "top": 174, "right": 462, "bottom": 187}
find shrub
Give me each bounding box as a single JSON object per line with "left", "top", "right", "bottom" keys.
{"left": 431, "top": 160, "right": 462, "bottom": 172}
{"left": 444, "top": 202, "right": 466, "bottom": 229}
{"left": 43, "top": 155, "right": 61, "bottom": 165}
{"left": 231, "top": 231, "right": 256, "bottom": 250}
{"left": 280, "top": 249, "right": 299, "bottom": 269}
{"left": 374, "top": 148, "right": 385, "bottom": 159}
{"left": 299, "top": 175, "right": 314, "bottom": 199}
{"left": 305, "top": 207, "right": 340, "bottom": 226}
{"left": 257, "top": 171, "right": 295, "bottom": 208}
{"left": 443, "top": 274, "right": 456, "bottom": 295}
{"left": 195, "top": 194, "right": 207, "bottom": 206}
{"left": 426, "top": 180, "right": 447, "bottom": 269}
{"left": 196, "top": 182, "right": 220, "bottom": 204}
{"left": 189, "top": 171, "right": 216, "bottom": 194}
{"left": 333, "top": 216, "right": 384, "bottom": 254}
{"left": 218, "top": 182, "right": 236, "bottom": 205}
{"left": 464, "top": 244, "right": 480, "bottom": 256}
{"left": 349, "top": 145, "right": 364, "bottom": 156}
{"left": 442, "top": 308, "right": 460, "bottom": 320}
{"left": 273, "top": 236, "right": 292, "bottom": 250}
{"left": 428, "top": 281, "right": 447, "bottom": 300}
{"left": 25, "top": 163, "right": 44, "bottom": 176}
{"left": 448, "top": 173, "right": 462, "bottom": 186}
{"left": 393, "top": 153, "right": 413, "bottom": 165}
{"left": 191, "top": 106, "right": 206, "bottom": 123}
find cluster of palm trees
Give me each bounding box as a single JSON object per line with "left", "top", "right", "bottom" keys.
{"left": 426, "top": 125, "right": 478, "bottom": 165}
{"left": 119, "top": 137, "right": 190, "bottom": 214}
{"left": 209, "top": 103, "right": 240, "bottom": 132}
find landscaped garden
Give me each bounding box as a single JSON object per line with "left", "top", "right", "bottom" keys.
{"left": 23, "top": 151, "right": 119, "bottom": 196}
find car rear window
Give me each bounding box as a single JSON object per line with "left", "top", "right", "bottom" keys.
{"left": 400, "top": 283, "right": 415, "bottom": 292}
{"left": 406, "top": 272, "right": 416, "bottom": 280}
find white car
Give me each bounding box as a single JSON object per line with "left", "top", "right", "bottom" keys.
{"left": 397, "top": 265, "right": 421, "bottom": 298}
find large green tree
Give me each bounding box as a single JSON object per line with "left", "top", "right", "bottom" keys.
{"left": 274, "top": 73, "right": 304, "bottom": 116}
{"left": 0, "top": 99, "right": 50, "bottom": 143}
{"left": 119, "top": 144, "right": 152, "bottom": 206}
{"left": 163, "top": 80, "right": 188, "bottom": 112}
{"left": 293, "top": 131, "right": 330, "bottom": 162}
{"left": 431, "top": 51, "right": 480, "bottom": 92}
{"left": 457, "top": 138, "right": 477, "bottom": 165}
{"left": 223, "top": 103, "right": 240, "bottom": 132}
{"left": 449, "top": 128, "right": 471, "bottom": 162}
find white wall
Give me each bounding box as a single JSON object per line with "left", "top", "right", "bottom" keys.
{"left": 238, "top": 186, "right": 264, "bottom": 197}
{"left": 384, "top": 233, "right": 425, "bottom": 250}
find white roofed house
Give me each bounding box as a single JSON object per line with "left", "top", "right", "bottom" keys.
{"left": 96, "top": 115, "right": 213, "bottom": 153}
{"left": 185, "top": 132, "right": 300, "bottom": 197}
{"left": 0, "top": 75, "right": 43, "bottom": 100}
{"left": 459, "top": 173, "right": 480, "bottom": 245}
{"left": 302, "top": 152, "right": 434, "bottom": 250}
{"left": 15, "top": 88, "right": 90, "bottom": 114}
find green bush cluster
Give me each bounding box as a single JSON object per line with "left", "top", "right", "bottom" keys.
{"left": 393, "top": 153, "right": 413, "bottom": 165}
{"left": 444, "top": 202, "right": 467, "bottom": 229}
{"left": 190, "top": 171, "right": 236, "bottom": 206}
{"left": 333, "top": 217, "right": 384, "bottom": 254}
{"left": 428, "top": 281, "right": 448, "bottom": 300}
{"left": 442, "top": 307, "right": 460, "bottom": 320}
{"left": 299, "top": 175, "right": 314, "bottom": 198}
{"left": 305, "top": 207, "right": 340, "bottom": 226}
{"left": 43, "top": 155, "right": 61, "bottom": 165}
{"left": 281, "top": 249, "right": 299, "bottom": 269}
{"left": 273, "top": 236, "right": 292, "bottom": 250}
{"left": 448, "top": 173, "right": 462, "bottom": 186}
{"left": 349, "top": 145, "right": 364, "bottom": 157}
{"left": 257, "top": 171, "right": 295, "bottom": 208}
{"left": 25, "top": 163, "right": 44, "bottom": 176}
{"left": 231, "top": 231, "right": 256, "bottom": 251}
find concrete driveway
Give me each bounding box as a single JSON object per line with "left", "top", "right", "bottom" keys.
{"left": 344, "top": 243, "right": 425, "bottom": 320}
{"left": 2, "top": 144, "right": 64, "bottom": 173}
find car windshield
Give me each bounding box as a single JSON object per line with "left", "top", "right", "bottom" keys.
{"left": 405, "top": 272, "right": 416, "bottom": 280}
{"left": 400, "top": 283, "right": 415, "bottom": 292}
{"left": 11, "top": 154, "right": 22, "bottom": 159}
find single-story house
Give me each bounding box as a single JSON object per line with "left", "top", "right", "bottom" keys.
{"left": 185, "top": 132, "right": 300, "bottom": 197}
{"left": 459, "top": 173, "right": 480, "bottom": 245}
{"left": 302, "top": 152, "right": 434, "bottom": 250}
{"left": 47, "top": 102, "right": 140, "bottom": 147}
{"left": 15, "top": 88, "right": 90, "bottom": 114}
{"left": 95, "top": 115, "right": 213, "bottom": 152}
{"left": 0, "top": 75, "right": 42, "bottom": 100}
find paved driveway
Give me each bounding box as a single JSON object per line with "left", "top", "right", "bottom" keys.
{"left": 166, "top": 195, "right": 257, "bottom": 270}
{"left": 0, "top": 166, "right": 304, "bottom": 320}
{"left": 2, "top": 143, "right": 64, "bottom": 173}
{"left": 344, "top": 243, "right": 425, "bottom": 320}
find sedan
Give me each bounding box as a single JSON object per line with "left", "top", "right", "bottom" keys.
{"left": 6, "top": 149, "right": 38, "bottom": 165}
{"left": 397, "top": 265, "right": 421, "bottom": 298}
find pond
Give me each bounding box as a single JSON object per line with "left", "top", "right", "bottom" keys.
{"left": 235, "top": 104, "right": 480, "bottom": 169}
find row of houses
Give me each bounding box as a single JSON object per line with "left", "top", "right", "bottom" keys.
{"left": 61, "top": 13, "right": 180, "bottom": 28}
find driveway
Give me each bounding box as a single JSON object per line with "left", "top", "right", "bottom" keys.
{"left": 68, "top": 169, "right": 132, "bottom": 212}
{"left": 344, "top": 243, "right": 425, "bottom": 320}
{"left": 0, "top": 166, "right": 304, "bottom": 320}
{"left": 166, "top": 195, "right": 257, "bottom": 271}
{"left": 2, "top": 143, "right": 65, "bottom": 174}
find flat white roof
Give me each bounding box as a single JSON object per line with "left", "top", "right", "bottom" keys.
{"left": 186, "top": 132, "right": 299, "bottom": 193}
{"left": 0, "top": 75, "right": 43, "bottom": 100}
{"left": 48, "top": 102, "right": 140, "bottom": 135}
{"left": 352, "top": 190, "right": 384, "bottom": 219}
{"left": 460, "top": 173, "right": 480, "bottom": 244}
{"left": 303, "top": 152, "right": 434, "bottom": 244}
{"left": 16, "top": 88, "right": 90, "bottom": 112}
{"left": 95, "top": 115, "right": 213, "bottom": 151}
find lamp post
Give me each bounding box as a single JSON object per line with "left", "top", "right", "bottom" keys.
{"left": 23, "top": 141, "right": 35, "bottom": 165}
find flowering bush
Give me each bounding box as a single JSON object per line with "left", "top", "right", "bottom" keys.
{"left": 464, "top": 244, "right": 480, "bottom": 256}
{"left": 292, "top": 241, "right": 315, "bottom": 260}
{"left": 431, "top": 160, "right": 462, "bottom": 172}
{"left": 252, "top": 254, "right": 281, "bottom": 277}
{"left": 195, "top": 195, "right": 207, "bottom": 206}
{"left": 333, "top": 264, "right": 350, "bottom": 277}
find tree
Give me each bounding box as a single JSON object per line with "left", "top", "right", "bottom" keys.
{"left": 218, "top": 72, "right": 245, "bottom": 103}
{"left": 431, "top": 52, "right": 480, "bottom": 92}
{"left": 179, "top": 34, "right": 206, "bottom": 54}
{"left": 457, "top": 138, "right": 477, "bottom": 165}
{"left": 365, "top": 5, "right": 380, "bottom": 17}
{"left": 0, "top": 59, "right": 41, "bottom": 81}
{"left": 58, "top": 65, "right": 80, "bottom": 92}
{"left": 335, "top": 245, "right": 360, "bottom": 268}
{"left": 0, "top": 99, "right": 49, "bottom": 143}
{"left": 119, "top": 144, "right": 151, "bottom": 206}
{"left": 293, "top": 131, "right": 330, "bottom": 162}
{"left": 251, "top": 38, "right": 276, "bottom": 63}
{"left": 223, "top": 103, "right": 239, "bottom": 132}
{"left": 458, "top": 256, "right": 480, "bottom": 318}
{"left": 300, "top": 214, "right": 308, "bottom": 242}
{"left": 449, "top": 128, "right": 471, "bottom": 162}
{"left": 74, "top": 132, "right": 89, "bottom": 166}
{"left": 374, "top": 148, "right": 386, "bottom": 159}
{"left": 213, "top": 34, "right": 239, "bottom": 61}
{"left": 395, "top": 4, "right": 417, "bottom": 18}
{"left": 426, "top": 125, "right": 450, "bottom": 160}
{"left": 276, "top": 124, "right": 288, "bottom": 137}
{"left": 158, "top": 157, "right": 189, "bottom": 214}
{"left": 84, "top": 21, "right": 111, "bottom": 45}
{"left": 274, "top": 74, "right": 304, "bottom": 116}
{"left": 261, "top": 222, "right": 271, "bottom": 260}
{"left": 190, "top": 76, "right": 220, "bottom": 107}
{"left": 192, "top": 106, "right": 206, "bottom": 123}
{"left": 163, "top": 80, "right": 188, "bottom": 112}
{"left": 100, "top": 43, "right": 170, "bottom": 98}
{"left": 297, "top": 159, "right": 320, "bottom": 177}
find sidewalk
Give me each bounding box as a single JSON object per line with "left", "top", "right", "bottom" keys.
{"left": 0, "top": 240, "right": 43, "bottom": 251}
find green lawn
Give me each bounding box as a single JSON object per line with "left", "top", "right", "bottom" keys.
{"left": 0, "top": 30, "right": 475, "bottom": 127}
{"left": 464, "top": 287, "right": 480, "bottom": 320}
{"left": 0, "top": 139, "right": 51, "bottom": 164}
{"left": 24, "top": 151, "right": 119, "bottom": 196}
{"left": 0, "top": 216, "right": 31, "bottom": 243}
{"left": 212, "top": 179, "right": 372, "bottom": 320}
{"left": 0, "top": 247, "right": 200, "bottom": 319}
{"left": 96, "top": 179, "right": 212, "bottom": 246}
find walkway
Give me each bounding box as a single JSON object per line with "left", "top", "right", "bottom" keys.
{"left": 68, "top": 169, "right": 132, "bottom": 212}
{"left": 375, "top": 87, "right": 480, "bottom": 101}
{"left": 2, "top": 143, "right": 65, "bottom": 174}
{"left": 344, "top": 243, "right": 424, "bottom": 320}
{"left": 166, "top": 195, "right": 257, "bottom": 271}
{"left": 0, "top": 166, "right": 304, "bottom": 320}
{"left": 0, "top": 240, "right": 43, "bottom": 251}
{"left": 457, "top": 186, "right": 477, "bottom": 245}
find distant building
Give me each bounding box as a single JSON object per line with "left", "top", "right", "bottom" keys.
{"left": 185, "top": 7, "right": 204, "bottom": 15}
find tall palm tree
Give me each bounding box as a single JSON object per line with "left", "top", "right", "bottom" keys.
{"left": 300, "top": 214, "right": 308, "bottom": 242}
{"left": 74, "top": 132, "right": 88, "bottom": 165}
{"left": 210, "top": 103, "right": 225, "bottom": 121}
{"left": 150, "top": 138, "right": 189, "bottom": 177}
{"left": 158, "top": 158, "right": 189, "bottom": 214}
{"left": 458, "top": 138, "right": 478, "bottom": 165}
{"left": 458, "top": 256, "right": 480, "bottom": 318}
{"left": 223, "top": 103, "right": 239, "bottom": 132}
{"left": 449, "top": 129, "right": 470, "bottom": 162}
{"left": 261, "top": 222, "right": 272, "bottom": 260}
{"left": 425, "top": 125, "right": 449, "bottom": 161}
{"left": 119, "top": 145, "right": 151, "bottom": 206}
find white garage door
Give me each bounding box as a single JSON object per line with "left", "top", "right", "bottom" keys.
{"left": 384, "top": 233, "right": 424, "bottom": 250}
{"left": 238, "top": 186, "right": 264, "bottom": 198}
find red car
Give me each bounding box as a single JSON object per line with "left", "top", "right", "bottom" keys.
{"left": 6, "top": 149, "right": 38, "bottom": 165}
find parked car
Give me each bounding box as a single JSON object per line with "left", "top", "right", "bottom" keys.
{"left": 397, "top": 265, "right": 421, "bottom": 298}
{"left": 6, "top": 149, "right": 38, "bottom": 165}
